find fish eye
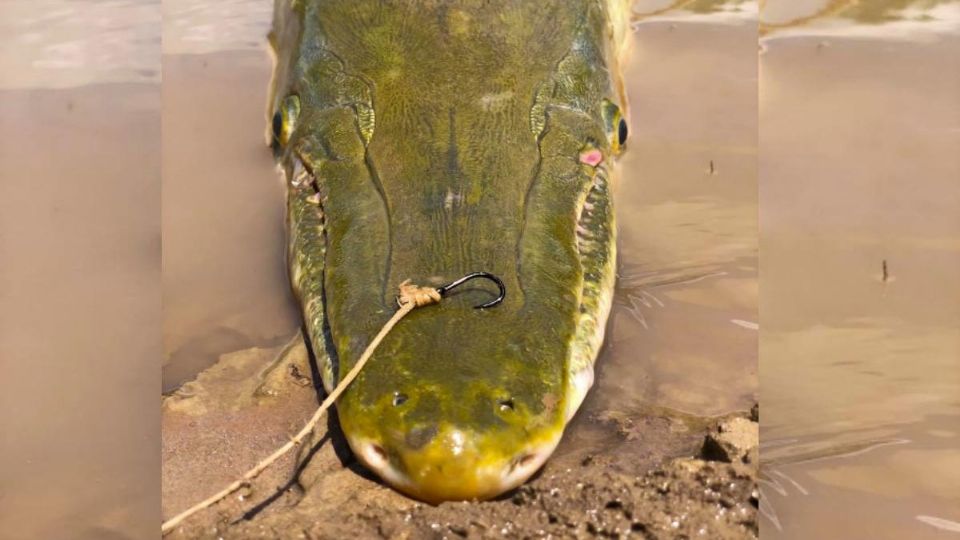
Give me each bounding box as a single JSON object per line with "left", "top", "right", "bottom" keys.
{"left": 601, "top": 99, "right": 627, "bottom": 153}
{"left": 271, "top": 110, "right": 283, "bottom": 146}
{"left": 271, "top": 95, "right": 301, "bottom": 148}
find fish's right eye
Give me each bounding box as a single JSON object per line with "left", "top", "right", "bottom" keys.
{"left": 601, "top": 98, "right": 627, "bottom": 155}
{"left": 617, "top": 117, "right": 628, "bottom": 147}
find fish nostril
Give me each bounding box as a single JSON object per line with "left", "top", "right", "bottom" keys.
{"left": 392, "top": 392, "right": 408, "bottom": 406}
{"left": 497, "top": 398, "right": 515, "bottom": 412}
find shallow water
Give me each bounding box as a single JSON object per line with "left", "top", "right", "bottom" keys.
{"left": 0, "top": 1, "right": 160, "bottom": 89}
{"left": 761, "top": 0, "right": 960, "bottom": 31}
{"left": 161, "top": 50, "right": 300, "bottom": 392}
{"left": 760, "top": 1, "right": 960, "bottom": 537}
{"left": 160, "top": 3, "right": 303, "bottom": 394}
{"left": 555, "top": 9, "right": 760, "bottom": 472}
{"left": 0, "top": 2, "right": 161, "bottom": 539}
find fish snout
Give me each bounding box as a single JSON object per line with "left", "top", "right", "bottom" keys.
{"left": 351, "top": 423, "right": 558, "bottom": 503}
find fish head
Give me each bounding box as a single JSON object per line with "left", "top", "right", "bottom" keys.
{"left": 272, "top": 0, "right": 627, "bottom": 503}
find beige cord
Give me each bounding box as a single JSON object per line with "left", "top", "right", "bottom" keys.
{"left": 160, "top": 280, "right": 440, "bottom": 535}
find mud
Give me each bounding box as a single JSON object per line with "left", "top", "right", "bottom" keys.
{"left": 163, "top": 334, "right": 758, "bottom": 539}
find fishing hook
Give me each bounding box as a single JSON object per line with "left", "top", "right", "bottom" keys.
{"left": 435, "top": 271, "right": 506, "bottom": 309}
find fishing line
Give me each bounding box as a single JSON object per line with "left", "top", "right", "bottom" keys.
{"left": 161, "top": 274, "right": 504, "bottom": 535}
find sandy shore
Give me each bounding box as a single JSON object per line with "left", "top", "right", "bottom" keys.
{"left": 162, "top": 333, "right": 758, "bottom": 539}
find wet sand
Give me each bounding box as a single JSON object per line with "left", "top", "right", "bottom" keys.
{"left": 160, "top": 4, "right": 759, "bottom": 537}
{"left": 759, "top": 4, "right": 960, "bottom": 538}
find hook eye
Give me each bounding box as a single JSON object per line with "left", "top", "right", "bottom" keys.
{"left": 435, "top": 271, "right": 506, "bottom": 309}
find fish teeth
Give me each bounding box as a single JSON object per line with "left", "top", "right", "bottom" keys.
{"left": 290, "top": 158, "right": 311, "bottom": 187}
{"left": 575, "top": 170, "right": 607, "bottom": 250}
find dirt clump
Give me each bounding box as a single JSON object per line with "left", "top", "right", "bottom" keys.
{"left": 701, "top": 417, "right": 760, "bottom": 465}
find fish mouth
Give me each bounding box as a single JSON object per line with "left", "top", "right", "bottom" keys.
{"left": 344, "top": 364, "right": 603, "bottom": 502}
{"left": 348, "top": 426, "right": 562, "bottom": 503}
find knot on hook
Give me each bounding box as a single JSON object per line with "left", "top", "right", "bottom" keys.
{"left": 397, "top": 279, "right": 442, "bottom": 308}
{"left": 395, "top": 272, "right": 506, "bottom": 310}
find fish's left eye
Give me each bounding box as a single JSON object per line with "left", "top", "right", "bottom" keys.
{"left": 270, "top": 110, "right": 283, "bottom": 147}
{"left": 271, "top": 94, "right": 301, "bottom": 149}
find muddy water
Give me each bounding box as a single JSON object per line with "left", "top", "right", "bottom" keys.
{"left": 161, "top": 50, "right": 300, "bottom": 392}
{"left": 161, "top": 0, "right": 299, "bottom": 394}
{"left": 160, "top": 0, "right": 758, "bottom": 455}
{"left": 762, "top": 0, "right": 960, "bottom": 33}
{"left": 560, "top": 3, "right": 759, "bottom": 462}
{"left": 525, "top": 12, "right": 761, "bottom": 485}
{"left": 0, "top": 2, "right": 161, "bottom": 539}
{"left": 760, "top": 2, "right": 960, "bottom": 538}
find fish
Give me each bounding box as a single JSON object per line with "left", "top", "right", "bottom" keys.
{"left": 266, "top": 0, "right": 631, "bottom": 503}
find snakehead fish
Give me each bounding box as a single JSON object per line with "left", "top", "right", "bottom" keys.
{"left": 266, "top": 0, "right": 631, "bottom": 503}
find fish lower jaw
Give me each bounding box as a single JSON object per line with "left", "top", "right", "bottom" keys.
{"left": 347, "top": 434, "right": 561, "bottom": 504}
{"left": 563, "top": 366, "right": 597, "bottom": 422}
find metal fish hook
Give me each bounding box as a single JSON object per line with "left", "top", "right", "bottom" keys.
{"left": 436, "top": 271, "right": 506, "bottom": 309}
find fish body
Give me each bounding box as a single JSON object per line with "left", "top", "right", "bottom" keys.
{"left": 268, "top": 0, "right": 630, "bottom": 503}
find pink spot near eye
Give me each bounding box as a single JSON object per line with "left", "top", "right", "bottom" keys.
{"left": 579, "top": 149, "right": 603, "bottom": 167}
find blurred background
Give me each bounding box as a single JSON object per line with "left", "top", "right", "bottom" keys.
{"left": 0, "top": 1, "right": 161, "bottom": 539}
{"left": 161, "top": 0, "right": 298, "bottom": 394}
{"left": 759, "top": 0, "right": 960, "bottom": 538}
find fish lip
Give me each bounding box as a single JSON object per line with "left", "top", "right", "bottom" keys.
{"left": 498, "top": 437, "right": 561, "bottom": 492}
{"left": 351, "top": 436, "right": 412, "bottom": 492}
{"left": 346, "top": 432, "right": 562, "bottom": 503}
